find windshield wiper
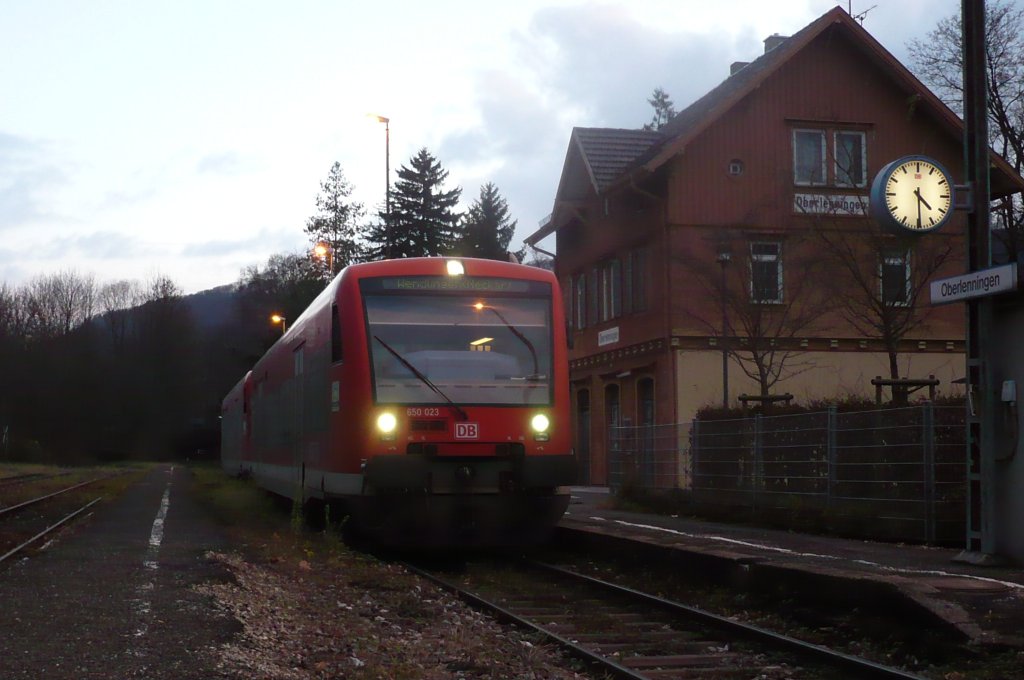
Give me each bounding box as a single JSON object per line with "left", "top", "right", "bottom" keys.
{"left": 374, "top": 335, "right": 469, "bottom": 421}
{"left": 482, "top": 306, "right": 539, "bottom": 377}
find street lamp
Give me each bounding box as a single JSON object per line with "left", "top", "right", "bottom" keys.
{"left": 370, "top": 114, "right": 391, "bottom": 258}
{"left": 271, "top": 314, "right": 287, "bottom": 335}
{"left": 314, "top": 241, "right": 334, "bottom": 278}
{"left": 716, "top": 245, "right": 731, "bottom": 409}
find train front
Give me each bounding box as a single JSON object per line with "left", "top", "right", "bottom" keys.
{"left": 350, "top": 259, "right": 575, "bottom": 547}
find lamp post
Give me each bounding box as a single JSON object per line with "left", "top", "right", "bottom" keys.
{"left": 716, "top": 246, "right": 731, "bottom": 409}
{"left": 314, "top": 241, "right": 334, "bottom": 278}
{"left": 371, "top": 114, "right": 391, "bottom": 258}
{"left": 271, "top": 314, "right": 287, "bottom": 335}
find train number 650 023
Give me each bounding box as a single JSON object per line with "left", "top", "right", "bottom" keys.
{"left": 406, "top": 407, "right": 441, "bottom": 417}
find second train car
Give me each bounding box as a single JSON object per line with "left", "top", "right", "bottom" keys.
{"left": 221, "top": 256, "right": 575, "bottom": 546}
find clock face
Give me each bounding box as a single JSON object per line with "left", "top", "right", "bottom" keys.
{"left": 879, "top": 158, "right": 953, "bottom": 232}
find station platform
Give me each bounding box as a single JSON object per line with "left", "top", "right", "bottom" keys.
{"left": 558, "top": 487, "right": 1024, "bottom": 648}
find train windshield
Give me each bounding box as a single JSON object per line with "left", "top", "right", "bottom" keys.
{"left": 362, "top": 278, "right": 553, "bottom": 406}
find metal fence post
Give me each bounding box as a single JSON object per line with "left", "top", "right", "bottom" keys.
{"left": 827, "top": 405, "right": 837, "bottom": 507}
{"left": 753, "top": 413, "right": 764, "bottom": 507}
{"left": 691, "top": 419, "right": 701, "bottom": 493}
{"left": 923, "top": 401, "right": 936, "bottom": 543}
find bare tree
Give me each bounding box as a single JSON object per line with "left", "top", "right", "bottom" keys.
{"left": 99, "top": 279, "right": 145, "bottom": 350}
{"left": 807, "top": 214, "right": 957, "bottom": 402}
{"left": 681, "top": 234, "right": 826, "bottom": 400}
{"left": 908, "top": 0, "right": 1024, "bottom": 259}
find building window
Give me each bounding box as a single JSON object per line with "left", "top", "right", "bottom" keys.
{"left": 574, "top": 274, "right": 587, "bottom": 330}
{"left": 599, "top": 259, "right": 622, "bottom": 321}
{"left": 881, "top": 250, "right": 910, "bottom": 306}
{"left": 623, "top": 248, "right": 647, "bottom": 314}
{"left": 750, "top": 241, "right": 783, "bottom": 303}
{"left": 793, "top": 129, "right": 826, "bottom": 185}
{"left": 835, "top": 131, "right": 867, "bottom": 187}
{"left": 605, "top": 383, "right": 620, "bottom": 426}
{"left": 588, "top": 267, "right": 599, "bottom": 326}
{"left": 293, "top": 344, "right": 304, "bottom": 376}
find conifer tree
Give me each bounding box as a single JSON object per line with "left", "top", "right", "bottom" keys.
{"left": 365, "top": 148, "right": 461, "bottom": 259}
{"left": 452, "top": 182, "right": 518, "bottom": 260}
{"left": 643, "top": 87, "right": 676, "bottom": 131}
{"left": 304, "top": 162, "right": 365, "bottom": 274}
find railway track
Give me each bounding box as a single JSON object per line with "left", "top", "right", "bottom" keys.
{"left": 0, "top": 498, "right": 102, "bottom": 565}
{"left": 0, "top": 476, "right": 109, "bottom": 568}
{"left": 406, "top": 557, "right": 926, "bottom": 680}
{"left": 0, "top": 471, "right": 74, "bottom": 489}
{"left": 0, "top": 476, "right": 105, "bottom": 517}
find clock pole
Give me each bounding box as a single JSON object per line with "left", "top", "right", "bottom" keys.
{"left": 960, "top": 0, "right": 997, "bottom": 561}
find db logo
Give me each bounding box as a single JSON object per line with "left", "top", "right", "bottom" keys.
{"left": 455, "top": 422, "right": 479, "bottom": 439}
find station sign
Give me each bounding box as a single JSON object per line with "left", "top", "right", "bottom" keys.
{"left": 929, "top": 263, "right": 1018, "bottom": 305}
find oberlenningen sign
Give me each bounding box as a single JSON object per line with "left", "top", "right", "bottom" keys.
{"left": 930, "top": 263, "right": 1018, "bottom": 305}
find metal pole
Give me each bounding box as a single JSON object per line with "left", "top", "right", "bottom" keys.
{"left": 961, "top": 0, "right": 996, "bottom": 557}
{"left": 385, "top": 119, "right": 391, "bottom": 259}
{"left": 717, "top": 250, "right": 731, "bottom": 408}
{"left": 721, "top": 261, "right": 729, "bottom": 408}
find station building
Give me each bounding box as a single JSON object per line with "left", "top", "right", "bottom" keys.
{"left": 525, "top": 7, "right": 1024, "bottom": 485}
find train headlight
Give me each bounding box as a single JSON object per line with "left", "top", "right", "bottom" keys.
{"left": 376, "top": 412, "right": 397, "bottom": 440}
{"left": 446, "top": 259, "right": 464, "bottom": 276}
{"left": 531, "top": 413, "right": 550, "bottom": 441}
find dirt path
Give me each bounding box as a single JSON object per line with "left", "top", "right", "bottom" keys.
{"left": 0, "top": 465, "right": 236, "bottom": 679}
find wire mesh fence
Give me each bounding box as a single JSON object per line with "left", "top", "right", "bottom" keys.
{"left": 609, "top": 404, "right": 966, "bottom": 543}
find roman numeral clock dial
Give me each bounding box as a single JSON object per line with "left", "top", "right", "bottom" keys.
{"left": 870, "top": 156, "right": 955, "bottom": 235}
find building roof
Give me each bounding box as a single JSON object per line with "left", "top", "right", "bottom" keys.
{"left": 526, "top": 6, "right": 1024, "bottom": 247}
{"left": 526, "top": 128, "right": 662, "bottom": 245}
{"left": 574, "top": 128, "right": 664, "bottom": 193}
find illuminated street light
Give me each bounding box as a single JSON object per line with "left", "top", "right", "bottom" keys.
{"left": 314, "top": 241, "right": 334, "bottom": 277}
{"left": 271, "top": 314, "right": 287, "bottom": 335}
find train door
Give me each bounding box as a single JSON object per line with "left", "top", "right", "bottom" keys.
{"left": 576, "top": 389, "right": 591, "bottom": 485}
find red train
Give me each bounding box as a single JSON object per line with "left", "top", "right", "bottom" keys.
{"left": 221, "top": 257, "right": 575, "bottom": 546}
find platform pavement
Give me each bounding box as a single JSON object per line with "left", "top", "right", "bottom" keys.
{"left": 559, "top": 486, "right": 1024, "bottom": 648}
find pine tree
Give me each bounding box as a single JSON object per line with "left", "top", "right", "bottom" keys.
{"left": 365, "top": 148, "right": 461, "bottom": 259}
{"left": 452, "top": 182, "right": 518, "bottom": 260}
{"left": 304, "top": 162, "right": 365, "bottom": 274}
{"left": 643, "top": 87, "right": 676, "bottom": 131}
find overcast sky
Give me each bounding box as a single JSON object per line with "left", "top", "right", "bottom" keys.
{"left": 1, "top": 0, "right": 969, "bottom": 294}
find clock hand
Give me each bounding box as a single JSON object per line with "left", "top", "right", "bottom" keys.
{"left": 914, "top": 188, "right": 933, "bottom": 211}
{"left": 916, "top": 191, "right": 922, "bottom": 229}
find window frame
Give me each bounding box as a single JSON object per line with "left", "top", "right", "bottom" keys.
{"left": 793, "top": 128, "right": 827, "bottom": 186}
{"left": 599, "top": 259, "right": 622, "bottom": 322}
{"left": 574, "top": 273, "right": 587, "bottom": 330}
{"left": 749, "top": 241, "right": 783, "bottom": 304}
{"left": 880, "top": 249, "right": 911, "bottom": 307}
{"left": 834, "top": 130, "right": 867, "bottom": 188}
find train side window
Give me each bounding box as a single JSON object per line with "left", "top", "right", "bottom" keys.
{"left": 331, "top": 303, "right": 342, "bottom": 363}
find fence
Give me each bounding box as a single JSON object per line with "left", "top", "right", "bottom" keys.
{"left": 608, "top": 404, "right": 966, "bottom": 543}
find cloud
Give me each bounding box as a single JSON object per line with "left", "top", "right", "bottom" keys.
{"left": 0, "top": 131, "right": 67, "bottom": 229}
{"left": 179, "top": 228, "right": 305, "bottom": 259}
{"left": 197, "top": 151, "right": 247, "bottom": 176}
{"left": 435, "top": 3, "right": 748, "bottom": 246}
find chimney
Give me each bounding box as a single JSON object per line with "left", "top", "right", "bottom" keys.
{"left": 763, "top": 33, "right": 789, "bottom": 53}
{"left": 730, "top": 61, "right": 750, "bottom": 75}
